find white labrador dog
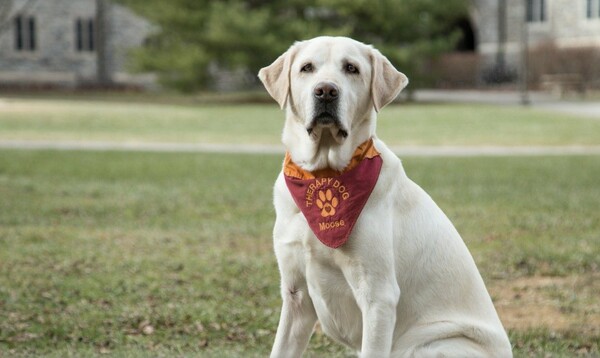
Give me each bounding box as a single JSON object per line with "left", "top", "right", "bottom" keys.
{"left": 259, "top": 36, "right": 512, "bottom": 357}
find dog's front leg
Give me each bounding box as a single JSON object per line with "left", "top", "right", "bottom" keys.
{"left": 270, "top": 287, "right": 317, "bottom": 358}
{"left": 343, "top": 251, "right": 400, "bottom": 357}
{"left": 270, "top": 243, "right": 318, "bottom": 358}
{"left": 356, "top": 270, "right": 400, "bottom": 357}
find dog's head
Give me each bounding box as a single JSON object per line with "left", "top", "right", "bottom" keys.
{"left": 259, "top": 36, "right": 408, "bottom": 143}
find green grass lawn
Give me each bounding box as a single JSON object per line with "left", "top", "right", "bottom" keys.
{"left": 1, "top": 150, "right": 598, "bottom": 357}
{"left": 1, "top": 96, "right": 599, "bottom": 356}
{"left": 1, "top": 98, "right": 600, "bottom": 146}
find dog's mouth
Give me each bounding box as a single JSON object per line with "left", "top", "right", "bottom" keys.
{"left": 313, "top": 111, "right": 338, "bottom": 127}
{"left": 307, "top": 111, "right": 348, "bottom": 139}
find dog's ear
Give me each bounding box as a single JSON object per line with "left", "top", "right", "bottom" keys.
{"left": 370, "top": 48, "right": 409, "bottom": 112}
{"left": 258, "top": 44, "right": 299, "bottom": 109}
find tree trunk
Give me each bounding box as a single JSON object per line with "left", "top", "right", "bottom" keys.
{"left": 96, "top": 0, "right": 112, "bottom": 85}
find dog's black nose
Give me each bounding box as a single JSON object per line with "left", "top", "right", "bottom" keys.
{"left": 314, "top": 82, "right": 339, "bottom": 102}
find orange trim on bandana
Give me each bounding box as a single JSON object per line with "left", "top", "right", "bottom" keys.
{"left": 283, "top": 138, "right": 380, "bottom": 179}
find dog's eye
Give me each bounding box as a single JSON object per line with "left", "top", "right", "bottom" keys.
{"left": 345, "top": 63, "right": 359, "bottom": 74}
{"left": 300, "top": 63, "right": 313, "bottom": 73}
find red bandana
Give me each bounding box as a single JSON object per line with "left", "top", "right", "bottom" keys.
{"left": 283, "top": 139, "right": 383, "bottom": 248}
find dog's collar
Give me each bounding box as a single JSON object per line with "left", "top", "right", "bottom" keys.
{"left": 283, "top": 138, "right": 383, "bottom": 248}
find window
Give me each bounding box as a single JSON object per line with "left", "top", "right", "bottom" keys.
{"left": 587, "top": 0, "right": 600, "bottom": 18}
{"left": 526, "top": 0, "right": 546, "bottom": 22}
{"left": 75, "top": 18, "right": 95, "bottom": 52}
{"left": 14, "top": 15, "right": 36, "bottom": 51}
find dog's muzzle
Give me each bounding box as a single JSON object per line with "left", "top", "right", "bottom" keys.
{"left": 307, "top": 82, "right": 348, "bottom": 138}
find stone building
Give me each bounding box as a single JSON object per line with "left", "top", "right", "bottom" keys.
{"left": 432, "top": 0, "right": 600, "bottom": 87}
{"left": 471, "top": 0, "right": 600, "bottom": 83}
{"left": 0, "top": 0, "right": 155, "bottom": 88}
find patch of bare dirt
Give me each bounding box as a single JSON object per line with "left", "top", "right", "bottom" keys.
{"left": 489, "top": 273, "right": 600, "bottom": 336}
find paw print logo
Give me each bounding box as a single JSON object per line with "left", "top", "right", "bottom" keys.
{"left": 316, "top": 189, "right": 338, "bottom": 217}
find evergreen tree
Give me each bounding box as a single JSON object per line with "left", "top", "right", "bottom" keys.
{"left": 118, "top": 0, "right": 467, "bottom": 92}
